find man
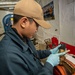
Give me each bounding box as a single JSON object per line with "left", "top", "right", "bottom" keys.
{"left": 0, "top": 0, "right": 69, "bottom": 75}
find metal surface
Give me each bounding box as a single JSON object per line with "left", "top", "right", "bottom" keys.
{"left": 0, "top": 2, "right": 16, "bottom": 11}
{"left": 0, "top": 0, "right": 19, "bottom": 11}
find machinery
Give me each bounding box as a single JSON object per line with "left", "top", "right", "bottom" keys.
{"left": 2, "top": 14, "right": 13, "bottom": 32}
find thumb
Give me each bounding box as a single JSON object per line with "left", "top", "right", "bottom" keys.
{"left": 55, "top": 44, "right": 61, "bottom": 49}
{"left": 57, "top": 50, "right": 70, "bottom": 56}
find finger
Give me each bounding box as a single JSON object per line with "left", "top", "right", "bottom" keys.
{"left": 57, "top": 50, "right": 70, "bottom": 56}
{"left": 53, "top": 45, "right": 61, "bottom": 52}
{"left": 56, "top": 44, "right": 61, "bottom": 48}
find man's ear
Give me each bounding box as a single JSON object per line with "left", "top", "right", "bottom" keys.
{"left": 21, "top": 23, "right": 25, "bottom": 28}
{"left": 20, "top": 17, "right": 28, "bottom": 28}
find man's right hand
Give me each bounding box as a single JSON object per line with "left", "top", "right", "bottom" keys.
{"left": 46, "top": 50, "right": 70, "bottom": 67}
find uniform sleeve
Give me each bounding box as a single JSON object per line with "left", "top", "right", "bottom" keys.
{"left": 37, "top": 62, "right": 53, "bottom": 75}
{"left": 0, "top": 53, "right": 31, "bottom": 75}
{"left": 37, "top": 50, "right": 51, "bottom": 59}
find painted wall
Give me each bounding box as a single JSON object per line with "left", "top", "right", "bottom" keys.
{"left": 36, "top": 0, "right": 60, "bottom": 43}
{"left": 59, "top": 0, "right": 75, "bottom": 46}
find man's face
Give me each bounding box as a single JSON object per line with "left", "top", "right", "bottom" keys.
{"left": 22, "top": 17, "right": 39, "bottom": 38}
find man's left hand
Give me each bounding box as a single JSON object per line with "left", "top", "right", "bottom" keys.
{"left": 50, "top": 45, "right": 61, "bottom": 54}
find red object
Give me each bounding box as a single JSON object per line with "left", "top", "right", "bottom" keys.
{"left": 51, "top": 37, "right": 58, "bottom": 46}
{"left": 49, "top": 37, "right": 58, "bottom": 49}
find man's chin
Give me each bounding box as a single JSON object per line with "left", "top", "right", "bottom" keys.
{"left": 27, "top": 36, "right": 33, "bottom": 39}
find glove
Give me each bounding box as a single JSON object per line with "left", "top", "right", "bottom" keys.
{"left": 50, "top": 44, "right": 61, "bottom": 54}
{"left": 46, "top": 50, "right": 70, "bottom": 67}
{"left": 46, "top": 54, "right": 59, "bottom": 67}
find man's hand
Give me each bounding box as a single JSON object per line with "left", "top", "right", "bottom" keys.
{"left": 46, "top": 50, "right": 70, "bottom": 67}
{"left": 50, "top": 45, "right": 61, "bottom": 54}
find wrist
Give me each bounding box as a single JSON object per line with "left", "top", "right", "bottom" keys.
{"left": 46, "top": 60, "right": 54, "bottom": 67}
{"left": 45, "top": 62, "right": 54, "bottom": 69}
